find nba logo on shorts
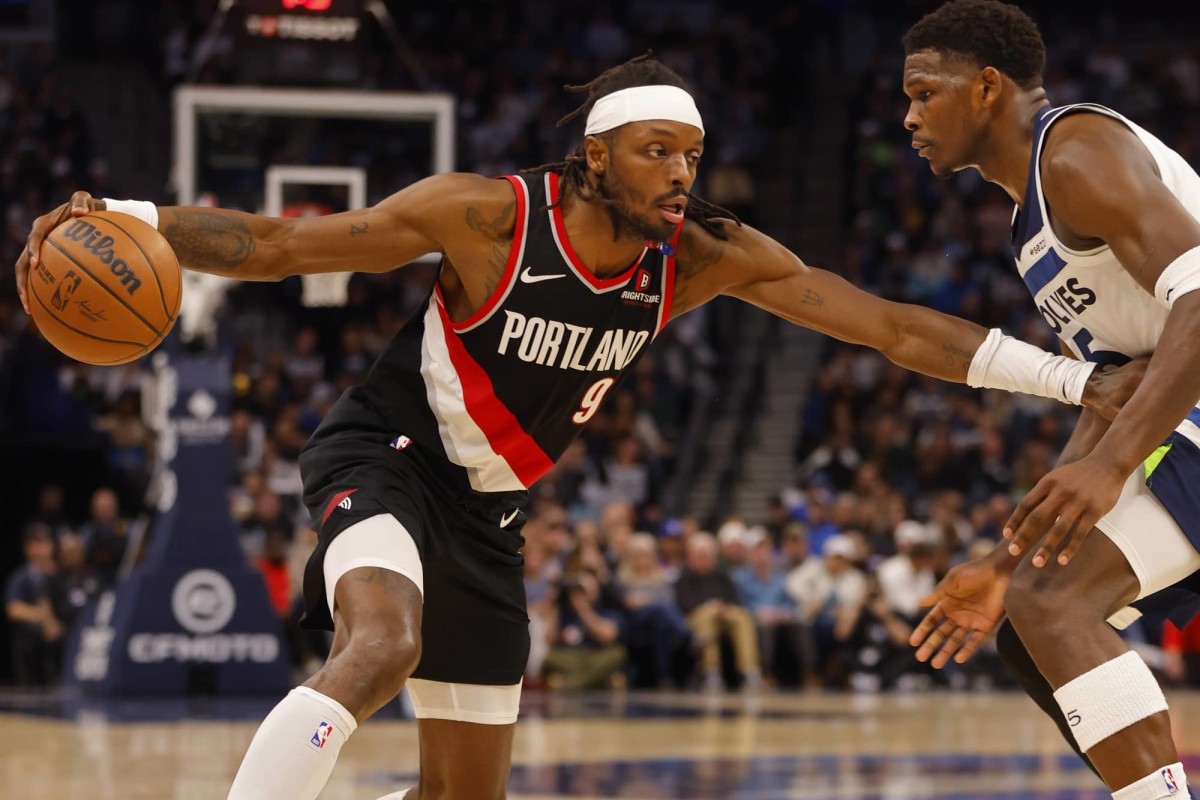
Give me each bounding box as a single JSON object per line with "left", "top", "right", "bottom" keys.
{"left": 390, "top": 434, "right": 412, "bottom": 451}
{"left": 1162, "top": 766, "right": 1179, "bottom": 794}
{"left": 635, "top": 268, "right": 652, "bottom": 291}
{"left": 310, "top": 721, "right": 333, "bottom": 750}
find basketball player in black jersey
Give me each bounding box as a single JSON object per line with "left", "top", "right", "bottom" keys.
{"left": 899, "top": 3, "right": 1200, "bottom": 800}
{"left": 16, "top": 55, "right": 1140, "bottom": 800}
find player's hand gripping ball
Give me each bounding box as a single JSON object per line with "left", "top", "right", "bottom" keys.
{"left": 28, "top": 211, "right": 181, "bottom": 365}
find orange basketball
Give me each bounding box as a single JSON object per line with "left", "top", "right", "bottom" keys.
{"left": 28, "top": 210, "right": 182, "bottom": 365}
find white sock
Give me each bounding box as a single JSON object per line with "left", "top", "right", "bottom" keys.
{"left": 227, "top": 686, "right": 358, "bottom": 800}
{"left": 1113, "top": 763, "right": 1189, "bottom": 800}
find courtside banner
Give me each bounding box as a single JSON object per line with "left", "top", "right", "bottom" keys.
{"left": 66, "top": 352, "right": 289, "bottom": 694}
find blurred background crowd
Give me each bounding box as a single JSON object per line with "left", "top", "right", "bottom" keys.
{"left": 5, "top": 1, "right": 1200, "bottom": 693}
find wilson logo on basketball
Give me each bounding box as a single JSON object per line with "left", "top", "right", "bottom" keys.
{"left": 61, "top": 220, "right": 143, "bottom": 295}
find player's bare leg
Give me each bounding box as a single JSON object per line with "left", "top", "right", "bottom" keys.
{"left": 226, "top": 568, "right": 422, "bottom": 800}
{"left": 1005, "top": 534, "right": 1183, "bottom": 796}
{"left": 994, "top": 621, "right": 1098, "bottom": 777}
{"left": 308, "top": 568, "right": 423, "bottom": 719}
{"left": 409, "top": 718, "right": 516, "bottom": 799}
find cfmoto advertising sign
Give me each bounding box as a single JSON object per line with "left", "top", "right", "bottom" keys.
{"left": 126, "top": 570, "right": 279, "bottom": 666}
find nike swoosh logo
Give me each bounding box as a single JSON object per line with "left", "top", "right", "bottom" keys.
{"left": 520, "top": 266, "right": 564, "bottom": 284}
{"left": 499, "top": 509, "right": 520, "bottom": 528}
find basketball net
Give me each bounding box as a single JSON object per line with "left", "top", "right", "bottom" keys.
{"left": 301, "top": 272, "right": 352, "bottom": 307}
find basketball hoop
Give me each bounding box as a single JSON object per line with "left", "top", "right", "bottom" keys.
{"left": 301, "top": 272, "right": 352, "bottom": 307}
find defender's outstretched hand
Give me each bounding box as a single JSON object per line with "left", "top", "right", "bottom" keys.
{"left": 910, "top": 557, "right": 1008, "bottom": 668}
{"left": 14, "top": 191, "right": 102, "bottom": 314}
{"left": 1002, "top": 455, "right": 1126, "bottom": 568}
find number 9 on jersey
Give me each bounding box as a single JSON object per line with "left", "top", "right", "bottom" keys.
{"left": 573, "top": 377, "right": 616, "bottom": 424}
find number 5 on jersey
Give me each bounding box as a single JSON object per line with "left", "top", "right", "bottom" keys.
{"left": 573, "top": 377, "right": 615, "bottom": 424}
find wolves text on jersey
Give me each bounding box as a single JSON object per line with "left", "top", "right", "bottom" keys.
{"left": 497, "top": 310, "right": 651, "bottom": 372}
{"left": 1037, "top": 277, "right": 1097, "bottom": 334}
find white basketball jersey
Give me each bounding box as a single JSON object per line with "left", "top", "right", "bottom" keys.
{"left": 1012, "top": 103, "right": 1200, "bottom": 435}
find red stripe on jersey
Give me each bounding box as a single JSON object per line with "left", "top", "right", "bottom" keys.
{"left": 439, "top": 175, "right": 527, "bottom": 331}
{"left": 549, "top": 171, "right": 640, "bottom": 290}
{"left": 321, "top": 488, "right": 358, "bottom": 527}
{"left": 658, "top": 221, "right": 682, "bottom": 333}
{"left": 434, "top": 302, "right": 555, "bottom": 487}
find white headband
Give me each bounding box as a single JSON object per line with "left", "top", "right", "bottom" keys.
{"left": 584, "top": 85, "right": 705, "bottom": 136}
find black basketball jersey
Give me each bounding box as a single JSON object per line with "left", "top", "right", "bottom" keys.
{"left": 358, "top": 171, "right": 678, "bottom": 493}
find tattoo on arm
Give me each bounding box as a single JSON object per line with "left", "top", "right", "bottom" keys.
{"left": 802, "top": 289, "right": 824, "bottom": 306}
{"left": 350, "top": 223, "right": 368, "bottom": 236}
{"left": 942, "top": 342, "right": 975, "bottom": 369}
{"left": 481, "top": 245, "right": 507, "bottom": 296}
{"left": 162, "top": 210, "right": 257, "bottom": 272}
{"left": 672, "top": 231, "right": 726, "bottom": 315}
{"left": 465, "top": 200, "right": 516, "bottom": 296}
{"left": 465, "top": 201, "right": 516, "bottom": 241}
{"left": 677, "top": 234, "right": 725, "bottom": 279}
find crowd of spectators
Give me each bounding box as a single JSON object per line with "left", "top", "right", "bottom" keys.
{"left": 5, "top": 486, "right": 121, "bottom": 685}
{"left": 7, "top": 6, "right": 1200, "bottom": 692}
{"left": 0, "top": 5, "right": 778, "bottom": 687}
{"left": 801, "top": 14, "right": 1200, "bottom": 680}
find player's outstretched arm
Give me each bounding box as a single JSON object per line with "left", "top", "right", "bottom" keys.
{"left": 155, "top": 173, "right": 494, "bottom": 280}
{"left": 13, "top": 174, "right": 500, "bottom": 311}
{"left": 703, "top": 223, "right": 1124, "bottom": 413}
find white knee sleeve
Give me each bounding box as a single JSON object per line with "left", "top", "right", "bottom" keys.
{"left": 1053, "top": 651, "right": 1168, "bottom": 752}
{"left": 227, "top": 687, "right": 358, "bottom": 800}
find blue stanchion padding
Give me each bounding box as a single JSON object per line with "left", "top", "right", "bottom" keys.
{"left": 66, "top": 351, "right": 289, "bottom": 695}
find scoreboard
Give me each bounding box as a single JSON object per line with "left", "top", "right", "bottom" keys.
{"left": 240, "top": 0, "right": 364, "bottom": 42}
{"left": 234, "top": 0, "right": 367, "bottom": 85}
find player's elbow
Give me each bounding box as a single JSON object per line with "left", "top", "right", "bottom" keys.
{"left": 875, "top": 313, "right": 911, "bottom": 366}
{"left": 259, "top": 218, "right": 299, "bottom": 281}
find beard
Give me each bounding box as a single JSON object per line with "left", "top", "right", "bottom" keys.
{"left": 595, "top": 169, "right": 678, "bottom": 243}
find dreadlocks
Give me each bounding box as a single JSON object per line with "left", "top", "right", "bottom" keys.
{"left": 523, "top": 53, "right": 741, "bottom": 240}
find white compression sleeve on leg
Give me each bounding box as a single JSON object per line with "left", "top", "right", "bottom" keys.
{"left": 1053, "top": 651, "right": 1168, "bottom": 753}
{"left": 968, "top": 328, "right": 1096, "bottom": 405}
{"left": 226, "top": 686, "right": 358, "bottom": 800}
{"left": 101, "top": 198, "right": 159, "bottom": 229}
{"left": 1113, "top": 763, "right": 1188, "bottom": 800}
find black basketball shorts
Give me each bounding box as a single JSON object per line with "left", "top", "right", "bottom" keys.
{"left": 298, "top": 408, "right": 530, "bottom": 686}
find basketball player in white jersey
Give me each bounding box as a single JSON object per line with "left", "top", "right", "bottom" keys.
{"left": 901, "top": 2, "right": 1200, "bottom": 799}
{"left": 16, "top": 55, "right": 1139, "bottom": 800}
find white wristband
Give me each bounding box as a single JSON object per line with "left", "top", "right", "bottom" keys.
{"left": 102, "top": 198, "right": 159, "bottom": 230}
{"left": 1154, "top": 244, "right": 1200, "bottom": 310}
{"left": 967, "top": 328, "right": 1097, "bottom": 405}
